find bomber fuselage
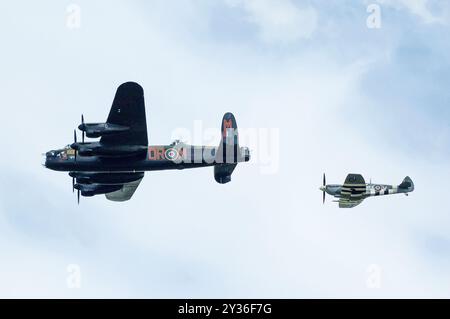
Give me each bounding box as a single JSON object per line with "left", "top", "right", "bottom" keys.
{"left": 45, "top": 143, "right": 250, "bottom": 172}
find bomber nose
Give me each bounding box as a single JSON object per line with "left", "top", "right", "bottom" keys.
{"left": 43, "top": 150, "right": 55, "bottom": 168}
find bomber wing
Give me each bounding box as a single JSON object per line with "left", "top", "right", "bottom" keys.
{"left": 105, "top": 176, "right": 144, "bottom": 202}
{"left": 100, "top": 82, "right": 148, "bottom": 147}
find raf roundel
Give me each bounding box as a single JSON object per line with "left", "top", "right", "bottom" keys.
{"left": 165, "top": 148, "right": 179, "bottom": 161}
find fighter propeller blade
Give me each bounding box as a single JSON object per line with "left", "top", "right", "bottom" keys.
{"left": 322, "top": 173, "right": 326, "bottom": 204}
{"left": 81, "top": 114, "right": 85, "bottom": 143}
{"left": 77, "top": 189, "right": 80, "bottom": 204}
{"left": 72, "top": 177, "right": 75, "bottom": 193}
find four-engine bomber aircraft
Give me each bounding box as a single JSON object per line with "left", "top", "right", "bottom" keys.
{"left": 320, "top": 173, "right": 414, "bottom": 208}
{"left": 45, "top": 82, "right": 250, "bottom": 202}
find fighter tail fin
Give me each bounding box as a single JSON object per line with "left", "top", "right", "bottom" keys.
{"left": 398, "top": 176, "right": 414, "bottom": 192}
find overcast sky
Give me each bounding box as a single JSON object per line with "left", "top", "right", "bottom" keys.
{"left": 0, "top": 0, "right": 449, "bottom": 298}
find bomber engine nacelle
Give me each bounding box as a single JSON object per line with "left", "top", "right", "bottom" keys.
{"left": 74, "top": 183, "right": 122, "bottom": 197}
{"left": 69, "top": 172, "right": 144, "bottom": 184}
{"left": 78, "top": 114, "right": 129, "bottom": 139}
{"left": 78, "top": 122, "right": 130, "bottom": 138}
{"left": 70, "top": 141, "right": 147, "bottom": 158}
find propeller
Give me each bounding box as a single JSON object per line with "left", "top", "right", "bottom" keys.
{"left": 72, "top": 179, "right": 80, "bottom": 204}
{"left": 81, "top": 114, "right": 85, "bottom": 143}
{"left": 322, "top": 173, "right": 326, "bottom": 204}
{"left": 73, "top": 129, "right": 77, "bottom": 161}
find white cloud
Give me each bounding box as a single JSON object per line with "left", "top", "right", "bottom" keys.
{"left": 378, "top": 0, "right": 449, "bottom": 24}
{"left": 225, "top": 0, "right": 318, "bottom": 44}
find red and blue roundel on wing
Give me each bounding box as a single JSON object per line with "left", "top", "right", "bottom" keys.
{"left": 165, "top": 148, "right": 179, "bottom": 161}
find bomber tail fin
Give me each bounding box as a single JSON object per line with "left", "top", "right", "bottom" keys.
{"left": 214, "top": 112, "right": 249, "bottom": 184}
{"left": 216, "top": 112, "right": 239, "bottom": 164}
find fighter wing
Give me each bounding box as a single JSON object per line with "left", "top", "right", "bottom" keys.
{"left": 105, "top": 176, "right": 144, "bottom": 202}
{"left": 341, "top": 174, "right": 367, "bottom": 198}
{"left": 338, "top": 197, "right": 364, "bottom": 208}
{"left": 101, "top": 82, "right": 148, "bottom": 146}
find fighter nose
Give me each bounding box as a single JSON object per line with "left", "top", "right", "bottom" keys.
{"left": 42, "top": 152, "right": 49, "bottom": 167}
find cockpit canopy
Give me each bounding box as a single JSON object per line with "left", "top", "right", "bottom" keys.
{"left": 46, "top": 145, "right": 75, "bottom": 159}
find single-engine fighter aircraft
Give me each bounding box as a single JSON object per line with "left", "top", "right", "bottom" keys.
{"left": 320, "top": 173, "right": 414, "bottom": 208}
{"left": 45, "top": 82, "right": 250, "bottom": 202}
